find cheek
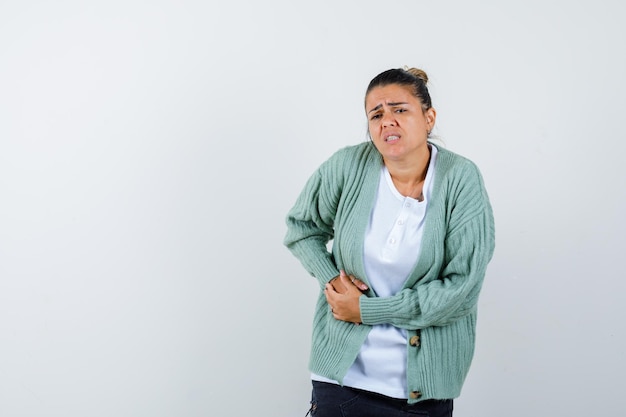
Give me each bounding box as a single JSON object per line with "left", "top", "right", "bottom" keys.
{"left": 368, "top": 128, "right": 380, "bottom": 141}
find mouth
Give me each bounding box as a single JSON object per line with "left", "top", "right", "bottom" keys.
{"left": 384, "top": 134, "right": 400, "bottom": 143}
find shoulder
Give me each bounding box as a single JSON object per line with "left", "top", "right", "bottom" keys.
{"left": 328, "top": 141, "right": 379, "bottom": 162}
{"left": 320, "top": 141, "right": 382, "bottom": 173}
{"left": 432, "top": 144, "right": 491, "bottom": 207}
{"left": 433, "top": 144, "right": 485, "bottom": 185}
{"left": 434, "top": 144, "right": 479, "bottom": 171}
{"left": 432, "top": 145, "right": 494, "bottom": 233}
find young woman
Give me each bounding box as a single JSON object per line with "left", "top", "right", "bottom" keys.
{"left": 284, "top": 67, "right": 495, "bottom": 417}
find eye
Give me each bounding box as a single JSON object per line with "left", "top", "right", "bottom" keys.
{"left": 395, "top": 108, "right": 406, "bottom": 113}
{"left": 370, "top": 114, "right": 382, "bottom": 120}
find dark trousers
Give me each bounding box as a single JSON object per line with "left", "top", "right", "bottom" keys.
{"left": 307, "top": 381, "right": 453, "bottom": 417}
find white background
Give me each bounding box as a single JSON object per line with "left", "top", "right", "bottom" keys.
{"left": 1, "top": 1, "right": 625, "bottom": 416}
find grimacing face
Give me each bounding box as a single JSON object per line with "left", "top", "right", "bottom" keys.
{"left": 365, "top": 84, "right": 436, "bottom": 162}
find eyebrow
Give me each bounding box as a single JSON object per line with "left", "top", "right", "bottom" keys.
{"left": 367, "top": 102, "right": 408, "bottom": 114}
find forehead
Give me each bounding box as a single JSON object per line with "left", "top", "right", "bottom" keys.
{"left": 365, "top": 84, "right": 416, "bottom": 108}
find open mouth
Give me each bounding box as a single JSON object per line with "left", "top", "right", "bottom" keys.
{"left": 385, "top": 135, "right": 400, "bottom": 142}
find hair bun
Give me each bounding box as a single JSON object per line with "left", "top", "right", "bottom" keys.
{"left": 404, "top": 67, "right": 428, "bottom": 84}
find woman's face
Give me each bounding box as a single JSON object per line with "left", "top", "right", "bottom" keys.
{"left": 365, "top": 84, "right": 436, "bottom": 162}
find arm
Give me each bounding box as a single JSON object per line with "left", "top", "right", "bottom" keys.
{"left": 284, "top": 163, "right": 341, "bottom": 286}
{"left": 360, "top": 211, "right": 495, "bottom": 329}
{"left": 360, "top": 163, "right": 496, "bottom": 329}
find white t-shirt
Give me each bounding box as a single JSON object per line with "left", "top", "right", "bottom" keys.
{"left": 313, "top": 145, "right": 438, "bottom": 399}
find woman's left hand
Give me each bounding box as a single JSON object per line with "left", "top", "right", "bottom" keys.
{"left": 324, "top": 270, "right": 367, "bottom": 324}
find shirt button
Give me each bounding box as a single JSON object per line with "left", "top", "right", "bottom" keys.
{"left": 409, "top": 335, "right": 420, "bottom": 347}
{"left": 397, "top": 219, "right": 404, "bottom": 225}
{"left": 410, "top": 391, "right": 422, "bottom": 399}
{"left": 389, "top": 238, "right": 396, "bottom": 244}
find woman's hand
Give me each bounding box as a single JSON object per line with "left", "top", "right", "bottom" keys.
{"left": 325, "top": 270, "right": 368, "bottom": 324}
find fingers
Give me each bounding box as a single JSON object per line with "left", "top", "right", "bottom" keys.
{"left": 324, "top": 284, "right": 338, "bottom": 317}
{"left": 329, "top": 275, "right": 346, "bottom": 293}
{"left": 340, "top": 270, "right": 369, "bottom": 291}
{"left": 324, "top": 280, "right": 345, "bottom": 311}
{"left": 324, "top": 284, "right": 362, "bottom": 324}
{"left": 325, "top": 272, "right": 364, "bottom": 325}
{"left": 352, "top": 277, "right": 369, "bottom": 291}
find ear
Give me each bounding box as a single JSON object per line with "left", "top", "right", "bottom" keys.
{"left": 425, "top": 107, "right": 436, "bottom": 130}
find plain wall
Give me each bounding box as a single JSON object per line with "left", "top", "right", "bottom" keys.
{"left": 1, "top": 1, "right": 625, "bottom": 416}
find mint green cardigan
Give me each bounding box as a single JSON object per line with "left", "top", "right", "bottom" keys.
{"left": 284, "top": 141, "right": 495, "bottom": 403}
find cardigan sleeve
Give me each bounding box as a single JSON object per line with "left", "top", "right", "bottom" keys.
{"left": 359, "top": 163, "right": 496, "bottom": 329}
{"left": 283, "top": 158, "right": 342, "bottom": 286}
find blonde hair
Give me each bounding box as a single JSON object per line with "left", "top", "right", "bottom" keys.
{"left": 404, "top": 67, "right": 428, "bottom": 84}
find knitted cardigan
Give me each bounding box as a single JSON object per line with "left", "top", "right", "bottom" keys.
{"left": 284, "top": 141, "right": 495, "bottom": 403}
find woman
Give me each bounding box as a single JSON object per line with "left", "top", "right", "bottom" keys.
{"left": 284, "top": 67, "right": 495, "bottom": 417}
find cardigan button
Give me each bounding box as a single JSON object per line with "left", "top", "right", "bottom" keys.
{"left": 409, "top": 391, "right": 422, "bottom": 399}
{"left": 409, "top": 335, "right": 420, "bottom": 347}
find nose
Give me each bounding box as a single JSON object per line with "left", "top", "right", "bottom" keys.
{"left": 381, "top": 112, "right": 396, "bottom": 127}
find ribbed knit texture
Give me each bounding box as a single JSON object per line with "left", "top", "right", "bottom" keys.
{"left": 284, "top": 141, "right": 495, "bottom": 403}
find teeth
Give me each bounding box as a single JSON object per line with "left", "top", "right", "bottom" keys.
{"left": 386, "top": 135, "right": 399, "bottom": 141}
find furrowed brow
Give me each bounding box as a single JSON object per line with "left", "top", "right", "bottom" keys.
{"left": 368, "top": 102, "right": 408, "bottom": 114}
{"left": 367, "top": 104, "right": 382, "bottom": 114}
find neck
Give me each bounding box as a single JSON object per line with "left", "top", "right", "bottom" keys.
{"left": 384, "top": 144, "right": 431, "bottom": 185}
